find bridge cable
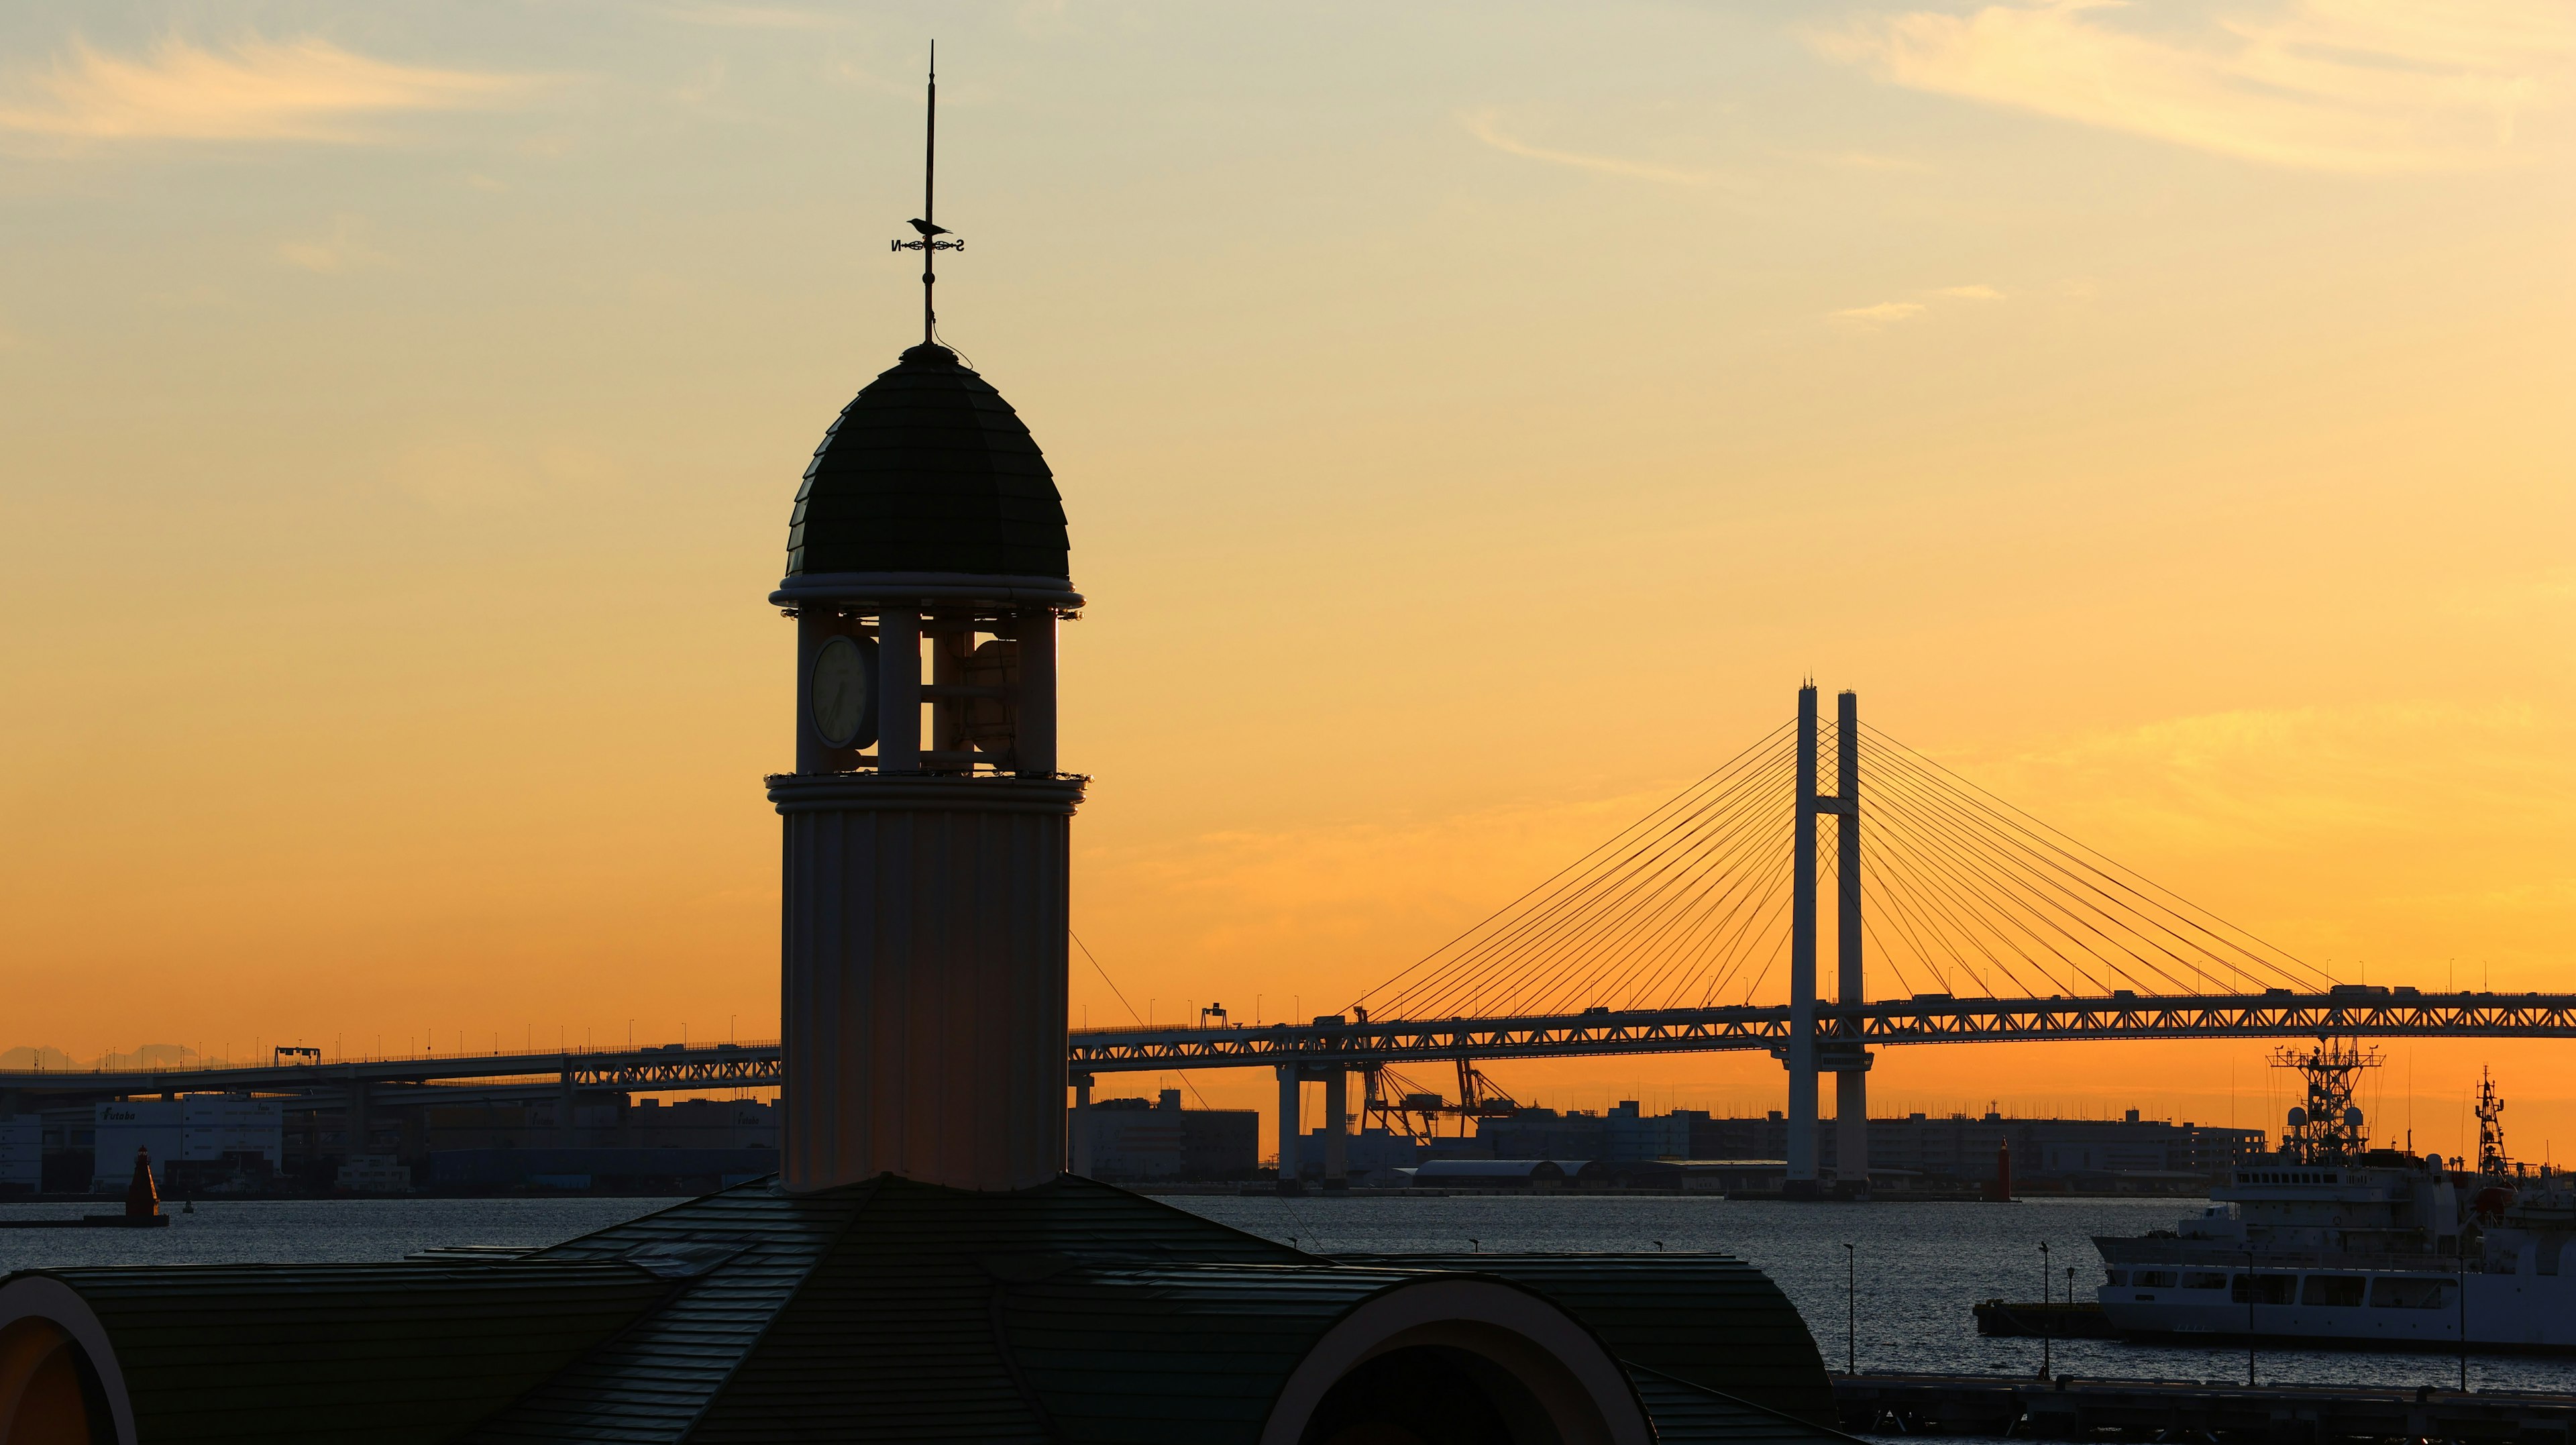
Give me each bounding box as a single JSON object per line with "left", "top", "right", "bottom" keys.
{"left": 1860, "top": 733, "right": 2321, "bottom": 992}
{"left": 1354, "top": 722, "right": 1793, "bottom": 1016}
{"left": 1861, "top": 725, "right": 2324, "bottom": 989}
{"left": 1071, "top": 930, "right": 1218, "bottom": 1110}
{"left": 1360, "top": 729, "right": 1796, "bottom": 1018}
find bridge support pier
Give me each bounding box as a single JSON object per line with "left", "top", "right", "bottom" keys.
{"left": 346, "top": 1070, "right": 372, "bottom": 1159}
{"left": 558, "top": 1062, "right": 577, "bottom": 1148}
{"left": 1833, "top": 1058, "right": 1872, "bottom": 1195}
{"left": 1275, "top": 1064, "right": 1303, "bottom": 1193}
{"left": 1322, "top": 1071, "right": 1348, "bottom": 1191}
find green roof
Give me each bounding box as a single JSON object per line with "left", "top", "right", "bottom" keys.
{"left": 787, "top": 344, "right": 1069, "bottom": 580}
{"left": 15, "top": 1261, "right": 667, "bottom": 1444}
{"left": 478, "top": 1175, "right": 1858, "bottom": 1444}
{"left": 13, "top": 1175, "right": 1860, "bottom": 1445}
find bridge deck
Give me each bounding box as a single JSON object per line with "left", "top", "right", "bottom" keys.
{"left": 1, "top": 991, "right": 2567, "bottom": 1106}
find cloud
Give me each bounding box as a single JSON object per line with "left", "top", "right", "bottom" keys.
{"left": 278, "top": 214, "right": 391, "bottom": 273}
{"left": 1831, "top": 301, "right": 1929, "bottom": 324}
{"left": 1814, "top": 0, "right": 2574, "bottom": 171}
{"left": 0, "top": 35, "right": 541, "bottom": 143}
{"left": 1462, "top": 109, "right": 1716, "bottom": 186}
{"left": 661, "top": 3, "right": 855, "bottom": 27}
{"left": 1831, "top": 283, "right": 2008, "bottom": 325}
{"left": 1814, "top": 149, "right": 1939, "bottom": 171}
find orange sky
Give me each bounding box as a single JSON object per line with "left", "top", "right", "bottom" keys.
{"left": 1, "top": 3, "right": 2570, "bottom": 1161}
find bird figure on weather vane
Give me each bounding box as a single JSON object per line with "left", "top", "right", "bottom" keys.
{"left": 891, "top": 45, "right": 962, "bottom": 347}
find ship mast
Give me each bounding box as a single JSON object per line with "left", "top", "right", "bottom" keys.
{"left": 2474, "top": 1066, "right": 2509, "bottom": 1175}
{"left": 2272, "top": 1037, "right": 2379, "bottom": 1163}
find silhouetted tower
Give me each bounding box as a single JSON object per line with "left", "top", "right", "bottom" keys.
{"left": 2475, "top": 1067, "right": 2508, "bottom": 1175}
{"left": 771, "top": 56, "right": 1080, "bottom": 1191}
{"left": 1833, "top": 689, "right": 1869, "bottom": 1189}
{"left": 1787, "top": 684, "right": 1868, "bottom": 1195}
{"left": 1787, "top": 688, "right": 1819, "bottom": 1186}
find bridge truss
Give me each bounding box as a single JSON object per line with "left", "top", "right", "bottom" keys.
{"left": 7, "top": 989, "right": 2570, "bottom": 1113}
{"left": 1068, "top": 990, "right": 2576, "bottom": 1073}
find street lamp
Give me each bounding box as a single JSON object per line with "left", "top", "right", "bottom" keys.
{"left": 1844, "top": 1242, "right": 1858, "bottom": 1377}
{"left": 2038, "top": 1241, "right": 2051, "bottom": 1381}
{"left": 2245, "top": 1248, "right": 2257, "bottom": 1386}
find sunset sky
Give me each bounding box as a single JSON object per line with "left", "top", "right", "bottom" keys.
{"left": 2, "top": 1, "right": 2570, "bottom": 1161}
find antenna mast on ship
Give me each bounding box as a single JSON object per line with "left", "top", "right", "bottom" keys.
{"left": 2272, "top": 1037, "right": 2379, "bottom": 1163}
{"left": 2474, "top": 1066, "right": 2509, "bottom": 1176}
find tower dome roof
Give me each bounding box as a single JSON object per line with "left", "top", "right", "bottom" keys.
{"left": 786, "top": 343, "right": 1068, "bottom": 581}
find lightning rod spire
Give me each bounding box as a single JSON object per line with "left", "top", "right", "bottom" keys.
{"left": 892, "top": 42, "right": 962, "bottom": 348}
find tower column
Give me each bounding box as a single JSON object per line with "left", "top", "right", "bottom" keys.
{"left": 1015, "top": 608, "right": 1057, "bottom": 776}
{"left": 773, "top": 773, "right": 1081, "bottom": 1191}
{"left": 879, "top": 610, "right": 921, "bottom": 771}
{"left": 1835, "top": 689, "right": 1869, "bottom": 1192}
{"left": 1786, "top": 685, "right": 1820, "bottom": 1190}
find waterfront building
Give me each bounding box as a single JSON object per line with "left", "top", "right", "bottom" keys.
{"left": 0, "top": 1116, "right": 36, "bottom": 1193}
{"left": 23, "top": 1093, "right": 782, "bottom": 1196}
{"left": 330, "top": 1155, "right": 413, "bottom": 1195}
{"left": 1073, "top": 1089, "right": 1259, "bottom": 1181}
{"left": 1301, "top": 1124, "right": 1426, "bottom": 1183}
{"left": 85, "top": 1097, "right": 280, "bottom": 1191}
{"left": 1460, "top": 1104, "right": 2265, "bottom": 1193}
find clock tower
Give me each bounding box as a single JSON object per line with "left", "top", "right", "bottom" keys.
{"left": 767, "top": 339, "right": 1082, "bottom": 1193}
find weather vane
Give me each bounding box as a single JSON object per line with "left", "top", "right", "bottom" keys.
{"left": 890, "top": 42, "right": 962, "bottom": 349}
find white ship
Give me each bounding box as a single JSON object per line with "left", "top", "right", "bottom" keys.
{"left": 2094, "top": 1050, "right": 2576, "bottom": 1352}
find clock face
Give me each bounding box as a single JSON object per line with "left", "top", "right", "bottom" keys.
{"left": 812, "top": 635, "right": 875, "bottom": 749}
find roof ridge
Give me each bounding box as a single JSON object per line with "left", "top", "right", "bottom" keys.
{"left": 517, "top": 1172, "right": 789, "bottom": 1256}
{"left": 1050, "top": 1173, "right": 1310, "bottom": 1259}
{"left": 466, "top": 1177, "right": 888, "bottom": 1444}
{"left": 667, "top": 1175, "right": 890, "bottom": 1444}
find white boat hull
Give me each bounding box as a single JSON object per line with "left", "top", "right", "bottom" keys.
{"left": 2100, "top": 1272, "right": 2576, "bottom": 1352}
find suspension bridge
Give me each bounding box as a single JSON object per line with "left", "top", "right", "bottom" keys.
{"left": 4, "top": 686, "right": 2566, "bottom": 1193}
{"left": 1063, "top": 684, "right": 2573, "bottom": 1193}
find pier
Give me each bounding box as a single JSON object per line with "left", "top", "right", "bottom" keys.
{"left": 1836, "top": 1373, "right": 2576, "bottom": 1442}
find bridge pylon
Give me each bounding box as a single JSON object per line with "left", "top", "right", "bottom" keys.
{"left": 1786, "top": 684, "right": 1869, "bottom": 1197}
